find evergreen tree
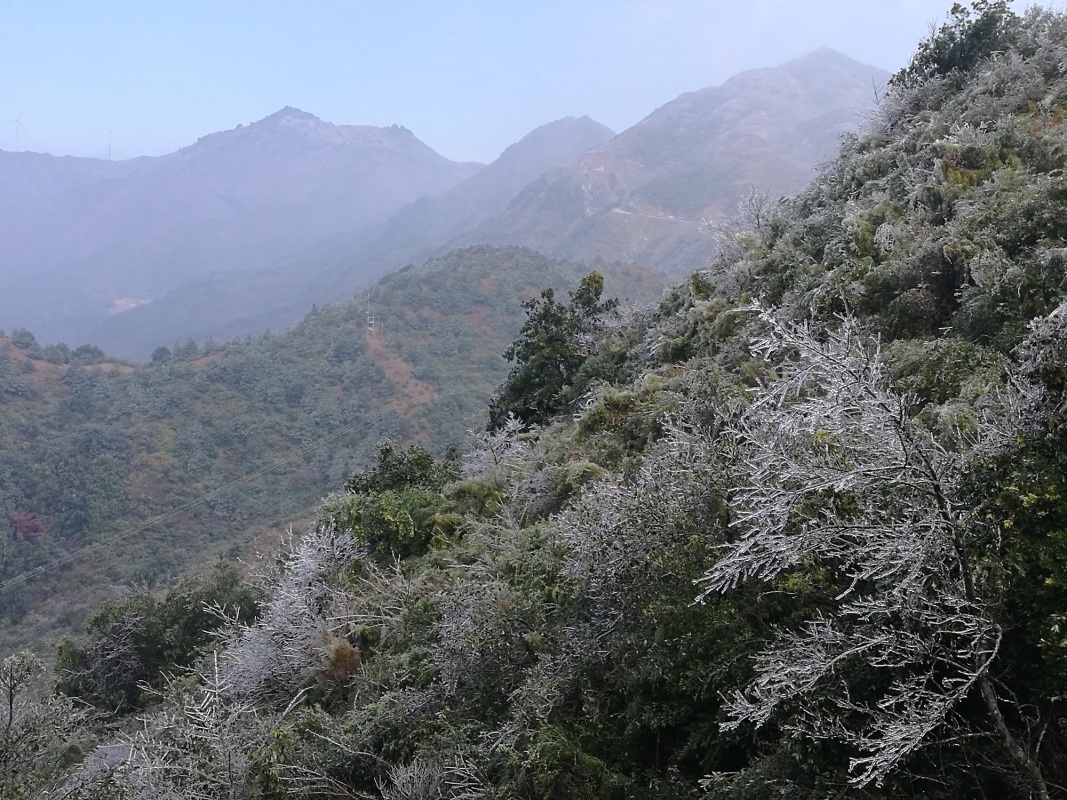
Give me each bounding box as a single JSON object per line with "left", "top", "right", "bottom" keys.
{"left": 488, "top": 271, "right": 618, "bottom": 429}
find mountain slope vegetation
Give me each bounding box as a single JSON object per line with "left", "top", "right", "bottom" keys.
{"left": 0, "top": 246, "right": 662, "bottom": 654}
{"left": 8, "top": 3, "right": 1067, "bottom": 799}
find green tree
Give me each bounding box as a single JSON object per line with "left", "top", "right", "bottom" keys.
{"left": 344, "top": 439, "right": 456, "bottom": 496}
{"left": 891, "top": 1, "right": 1018, "bottom": 88}
{"left": 56, "top": 563, "right": 262, "bottom": 714}
{"left": 8, "top": 329, "right": 41, "bottom": 358}
{"left": 489, "top": 271, "right": 618, "bottom": 429}
{"left": 322, "top": 440, "right": 460, "bottom": 561}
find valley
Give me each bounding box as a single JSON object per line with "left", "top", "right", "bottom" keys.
{"left": 0, "top": 246, "right": 662, "bottom": 653}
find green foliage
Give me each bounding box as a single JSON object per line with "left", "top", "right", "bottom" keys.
{"left": 0, "top": 350, "right": 33, "bottom": 400}
{"left": 9, "top": 330, "right": 41, "bottom": 358}
{"left": 510, "top": 724, "right": 631, "bottom": 799}
{"left": 345, "top": 439, "right": 457, "bottom": 495}
{"left": 55, "top": 562, "right": 262, "bottom": 713}
{"left": 892, "top": 1, "right": 1019, "bottom": 87}
{"left": 0, "top": 245, "right": 658, "bottom": 654}
{"left": 489, "top": 271, "right": 620, "bottom": 429}
{"left": 325, "top": 486, "right": 452, "bottom": 561}
{"left": 323, "top": 440, "right": 459, "bottom": 560}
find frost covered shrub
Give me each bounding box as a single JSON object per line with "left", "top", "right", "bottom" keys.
{"left": 700, "top": 307, "right": 1048, "bottom": 794}
{"left": 0, "top": 652, "right": 86, "bottom": 800}
{"left": 215, "top": 525, "right": 360, "bottom": 706}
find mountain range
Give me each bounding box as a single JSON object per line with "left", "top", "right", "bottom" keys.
{"left": 12, "top": 5, "right": 1067, "bottom": 795}
{"left": 0, "top": 109, "right": 478, "bottom": 352}
{"left": 0, "top": 48, "right": 888, "bottom": 360}
{"left": 461, "top": 48, "right": 885, "bottom": 270}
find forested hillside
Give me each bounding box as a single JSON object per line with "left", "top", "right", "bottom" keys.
{"left": 7, "top": 3, "right": 1067, "bottom": 799}
{"left": 0, "top": 246, "right": 662, "bottom": 654}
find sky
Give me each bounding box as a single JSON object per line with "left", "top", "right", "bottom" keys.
{"left": 0, "top": 0, "right": 1039, "bottom": 164}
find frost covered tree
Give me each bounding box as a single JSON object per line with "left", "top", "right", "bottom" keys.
{"left": 62, "top": 651, "right": 266, "bottom": 800}
{"left": 0, "top": 651, "right": 86, "bottom": 799}
{"left": 116, "top": 653, "right": 261, "bottom": 800}
{"left": 213, "top": 525, "right": 360, "bottom": 706}
{"left": 698, "top": 307, "right": 1051, "bottom": 796}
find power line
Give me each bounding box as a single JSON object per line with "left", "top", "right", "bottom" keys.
{"left": 0, "top": 405, "right": 396, "bottom": 592}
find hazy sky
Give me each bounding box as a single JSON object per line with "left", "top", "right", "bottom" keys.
{"left": 0, "top": 0, "right": 1037, "bottom": 163}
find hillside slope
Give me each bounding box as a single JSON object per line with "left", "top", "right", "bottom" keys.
{"left": 13, "top": 6, "right": 1067, "bottom": 800}
{"left": 23, "top": 5, "right": 1067, "bottom": 800}
{"left": 142, "top": 50, "right": 885, "bottom": 365}
{"left": 0, "top": 246, "right": 663, "bottom": 653}
{"left": 466, "top": 48, "right": 887, "bottom": 273}
{"left": 367, "top": 116, "right": 617, "bottom": 266}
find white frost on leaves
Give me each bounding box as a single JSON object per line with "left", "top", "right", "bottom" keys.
{"left": 698, "top": 305, "right": 1019, "bottom": 787}
{"left": 213, "top": 525, "right": 359, "bottom": 705}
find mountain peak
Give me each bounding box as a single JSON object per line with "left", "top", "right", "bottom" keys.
{"left": 501, "top": 116, "right": 614, "bottom": 157}
{"left": 781, "top": 46, "right": 887, "bottom": 74}
{"left": 262, "top": 107, "right": 320, "bottom": 124}
{"left": 181, "top": 108, "right": 432, "bottom": 159}
{"left": 264, "top": 106, "right": 321, "bottom": 123}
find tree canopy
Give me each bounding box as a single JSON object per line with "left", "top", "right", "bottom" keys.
{"left": 488, "top": 270, "right": 619, "bottom": 429}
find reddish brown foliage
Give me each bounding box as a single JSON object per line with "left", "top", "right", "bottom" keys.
{"left": 9, "top": 511, "right": 47, "bottom": 541}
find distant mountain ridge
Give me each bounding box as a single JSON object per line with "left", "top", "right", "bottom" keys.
{"left": 2, "top": 48, "right": 886, "bottom": 359}
{"left": 462, "top": 48, "right": 888, "bottom": 272}
{"left": 365, "top": 116, "right": 617, "bottom": 266}
{"left": 0, "top": 108, "right": 480, "bottom": 349}
{"left": 82, "top": 115, "right": 618, "bottom": 358}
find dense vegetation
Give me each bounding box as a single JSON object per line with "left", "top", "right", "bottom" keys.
{"left": 488, "top": 270, "right": 619, "bottom": 429}
{"left": 6, "top": 2, "right": 1067, "bottom": 797}
{"left": 0, "top": 246, "right": 659, "bottom": 654}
